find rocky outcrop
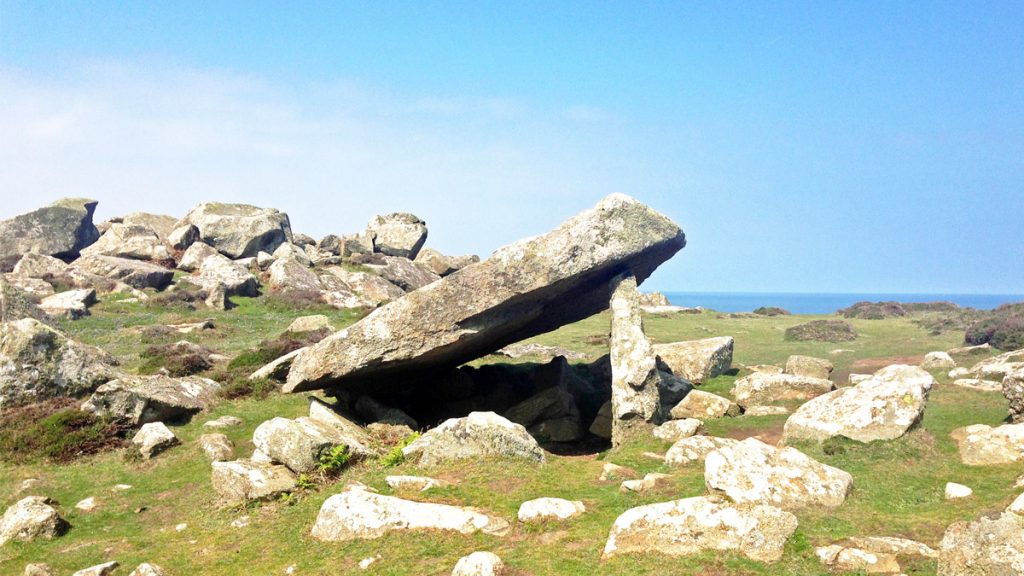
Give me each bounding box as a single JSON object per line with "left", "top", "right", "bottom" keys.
{"left": 286, "top": 194, "right": 685, "bottom": 394}
{"left": 191, "top": 252, "right": 259, "bottom": 297}
{"left": 0, "top": 198, "right": 100, "bottom": 270}
{"left": 784, "top": 355, "right": 833, "bottom": 379}
{"left": 359, "top": 254, "right": 440, "bottom": 292}
{"left": 653, "top": 336, "right": 733, "bottom": 384}
{"left": 665, "top": 435, "right": 739, "bottom": 466}
{"left": 178, "top": 202, "right": 292, "bottom": 259}
{"left": 783, "top": 364, "right": 934, "bottom": 443}
{"left": 0, "top": 496, "right": 69, "bottom": 546}
{"left": 609, "top": 272, "right": 663, "bottom": 445}
{"left": 731, "top": 372, "right": 834, "bottom": 408}
{"left": 132, "top": 422, "right": 178, "bottom": 459}
{"left": 81, "top": 374, "right": 220, "bottom": 425}
{"left": 415, "top": 248, "right": 479, "bottom": 276}
{"left": 38, "top": 288, "right": 96, "bottom": 319}
{"left": 72, "top": 255, "right": 173, "bottom": 290}
{"left": 80, "top": 223, "right": 172, "bottom": 262}
{"left": 704, "top": 438, "right": 853, "bottom": 509}
{"left": 402, "top": 412, "right": 545, "bottom": 466}
{"left": 311, "top": 483, "right": 509, "bottom": 541}
{"left": 252, "top": 412, "right": 376, "bottom": 474}
{"left": 602, "top": 496, "right": 797, "bottom": 563}
{"left": 367, "top": 213, "right": 428, "bottom": 259}
{"left": 952, "top": 423, "right": 1024, "bottom": 465}
{"left": 1, "top": 318, "right": 117, "bottom": 409}
{"left": 670, "top": 390, "right": 740, "bottom": 419}
{"left": 921, "top": 351, "right": 956, "bottom": 370}
{"left": 211, "top": 459, "right": 297, "bottom": 504}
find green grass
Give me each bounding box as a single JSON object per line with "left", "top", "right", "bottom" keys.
{"left": 1, "top": 300, "right": 1017, "bottom": 575}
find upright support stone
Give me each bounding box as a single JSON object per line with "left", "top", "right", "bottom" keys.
{"left": 610, "top": 272, "right": 662, "bottom": 446}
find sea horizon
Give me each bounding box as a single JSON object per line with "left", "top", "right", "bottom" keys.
{"left": 662, "top": 291, "right": 1024, "bottom": 315}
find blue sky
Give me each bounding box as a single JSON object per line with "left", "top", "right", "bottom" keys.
{"left": 1, "top": 1, "right": 1022, "bottom": 293}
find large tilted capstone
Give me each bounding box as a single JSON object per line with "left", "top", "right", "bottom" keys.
{"left": 284, "top": 194, "right": 685, "bottom": 394}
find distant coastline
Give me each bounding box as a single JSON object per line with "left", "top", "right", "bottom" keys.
{"left": 663, "top": 292, "right": 1024, "bottom": 315}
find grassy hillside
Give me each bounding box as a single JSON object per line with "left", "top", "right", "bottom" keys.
{"left": 1, "top": 298, "right": 1017, "bottom": 575}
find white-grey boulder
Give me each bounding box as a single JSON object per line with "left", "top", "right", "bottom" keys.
{"left": 177, "top": 202, "right": 292, "bottom": 259}
{"left": 132, "top": 422, "right": 178, "bottom": 459}
{"left": 402, "top": 412, "right": 545, "bottom": 466}
{"left": 0, "top": 496, "right": 68, "bottom": 546}
{"left": 367, "top": 213, "right": 428, "bottom": 259}
{"left": 653, "top": 336, "right": 733, "bottom": 384}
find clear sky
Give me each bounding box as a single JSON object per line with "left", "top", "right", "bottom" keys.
{"left": 1, "top": 2, "right": 1022, "bottom": 294}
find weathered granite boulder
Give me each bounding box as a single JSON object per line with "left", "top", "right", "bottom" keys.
{"left": 132, "top": 422, "right": 178, "bottom": 459}
{"left": 1003, "top": 366, "right": 1024, "bottom": 423}
{"left": 602, "top": 496, "right": 797, "bottom": 563}
{"left": 0, "top": 198, "right": 100, "bottom": 270}
{"left": 451, "top": 552, "right": 504, "bottom": 576}
{"left": 286, "top": 315, "right": 334, "bottom": 333}
{"left": 359, "top": 254, "right": 441, "bottom": 292}
{"left": 81, "top": 374, "right": 221, "bottom": 425}
{"left": 938, "top": 505, "right": 1024, "bottom": 575}
{"left": 311, "top": 483, "right": 509, "bottom": 541}
{"left": 252, "top": 413, "right": 376, "bottom": 474}
{"left": 80, "top": 223, "right": 172, "bottom": 262}
{"left": 783, "top": 364, "right": 935, "bottom": 443}
{"left": 249, "top": 347, "right": 305, "bottom": 382}
{"left": 0, "top": 496, "right": 69, "bottom": 546}
{"left": 11, "top": 253, "right": 71, "bottom": 279}
{"left": 198, "top": 433, "right": 234, "bottom": 461}
{"left": 177, "top": 242, "right": 219, "bottom": 272}
{"left": 1, "top": 318, "right": 117, "bottom": 408}
{"left": 385, "top": 475, "right": 450, "bottom": 492}
{"left": 670, "top": 390, "right": 740, "bottom": 419}
{"left": 517, "top": 497, "right": 585, "bottom": 522}
{"left": 415, "top": 248, "right": 480, "bottom": 276}
{"left": 286, "top": 194, "right": 685, "bottom": 394}
{"left": 71, "top": 255, "right": 173, "bottom": 290}
{"left": 731, "top": 372, "right": 834, "bottom": 407}
{"left": 609, "top": 272, "right": 664, "bottom": 445}
{"left": 951, "top": 423, "right": 1024, "bottom": 465}
{"left": 178, "top": 202, "right": 292, "bottom": 259}
{"left": 784, "top": 355, "right": 833, "bottom": 379}
{"left": 267, "top": 257, "right": 321, "bottom": 294}
{"left": 166, "top": 224, "right": 199, "bottom": 251}
{"left": 120, "top": 212, "right": 176, "bottom": 239}
{"left": 816, "top": 544, "right": 901, "bottom": 574}
{"left": 652, "top": 418, "right": 703, "bottom": 443}
{"left": 704, "top": 438, "right": 853, "bottom": 509}
{"left": 317, "top": 267, "right": 404, "bottom": 306}
{"left": 192, "top": 252, "right": 259, "bottom": 297}
{"left": 665, "top": 436, "right": 739, "bottom": 466}
{"left": 367, "top": 213, "right": 428, "bottom": 259}
{"left": 126, "top": 563, "right": 166, "bottom": 576}
{"left": 2, "top": 274, "right": 54, "bottom": 300}
{"left": 38, "top": 288, "right": 96, "bottom": 320}
{"left": 922, "top": 351, "right": 956, "bottom": 370}
{"left": 402, "top": 412, "right": 545, "bottom": 466}
{"left": 653, "top": 336, "right": 733, "bottom": 384}
{"left": 271, "top": 242, "right": 312, "bottom": 267}
{"left": 211, "top": 459, "right": 297, "bottom": 504}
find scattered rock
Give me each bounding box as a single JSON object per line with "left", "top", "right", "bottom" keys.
{"left": 620, "top": 472, "right": 672, "bottom": 493}
{"left": 598, "top": 462, "right": 637, "bottom": 482}
{"left": 0, "top": 496, "right": 69, "bottom": 545}
{"left": 204, "top": 415, "right": 243, "bottom": 429}
{"left": 921, "top": 351, "right": 956, "bottom": 370}
{"left": 193, "top": 252, "right": 259, "bottom": 297}
{"left": 81, "top": 374, "right": 221, "bottom": 425}
{"left": 517, "top": 497, "right": 585, "bottom": 522}
{"left": 81, "top": 222, "right": 172, "bottom": 262}
{"left": 71, "top": 562, "right": 119, "bottom": 576}
{"left": 211, "top": 459, "right": 297, "bottom": 505}
{"left": 665, "top": 436, "right": 739, "bottom": 466}
{"left": 783, "top": 364, "right": 934, "bottom": 443}
{"left": 128, "top": 564, "right": 166, "bottom": 576}
{"left": 653, "top": 336, "right": 733, "bottom": 384}
{"left": 385, "top": 475, "right": 450, "bottom": 492}
{"left": 670, "top": 390, "right": 739, "bottom": 419}
{"left": 178, "top": 202, "right": 292, "bottom": 259}
{"left": 731, "top": 372, "right": 834, "bottom": 408}
{"left": 23, "top": 564, "right": 54, "bottom": 576}
{"left": 38, "top": 288, "right": 97, "bottom": 319}
{"left": 451, "top": 551, "right": 504, "bottom": 576}
{"left": 198, "top": 433, "right": 234, "bottom": 461}
{"left": 311, "top": 483, "right": 509, "bottom": 541}
{"left": 496, "top": 342, "right": 588, "bottom": 361}
{"left": 367, "top": 213, "right": 428, "bottom": 259}
{"left": 402, "top": 412, "right": 545, "bottom": 466}
{"left": 1, "top": 318, "right": 117, "bottom": 409}
{"left": 784, "top": 355, "right": 833, "bottom": 379}
{"left": 285, "top": 195, "right": 685, "bottom": 396}
{"left": 286, "top": 315, "right": 334, "bottom": 333}
{"left": 952, "top": 423, "right": 1024, "bottom": 465}
{"left": 414, "top": 248, "right": 479, "bottom": 277}
{"left": 938, "top": 506, "right": 1024, "bottom": 575}
{"left": 815, "top": 544, "right": 901, "bottom": 574}
{"left": 652, "top": 418, "right": 703, "bottom": 442}
{"left": 952, "top": 378, "right": 1002, "bottom": 392}
{"left": 945, "top": 482, "right": 973, "bottom": 500}
{"left": 132, "top": 422, "right": 178, "bottom": 459}
{"left": 72, "top": 255, "right": 173, "bottom": 290}
{"left": 0, "top": 198, "right": 100, "bottom": 270}
{"left": 358, "top": 254, "right": 440, "bottom": 292}
{"left": 74, "top": 497, "right": 98, "bottom": 513}
{"left": 743, "top": 405, "right": 790, "bottom": 416}
{"left": 704, "top": 438, "right": 853, "bottom": 509}
{"left": 602, "top": 496, "right": 797, "bottom": 563}
{"left": 358, "top": 556, "right": 380, "bottom": 570}
{"left": 252, "top": 414, "right": 374, "bottom": 474}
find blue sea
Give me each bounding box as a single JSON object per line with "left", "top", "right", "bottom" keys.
{"left": 663, "top": 292, "right": 1024, "bottom": 315}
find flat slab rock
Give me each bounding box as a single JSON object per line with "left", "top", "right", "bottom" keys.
{"left": 81, "top": 374, "right": 221, "bottom": 425}
{"left": 952, "top": 422, "right": 1024, "bottom": 465}
{"left": 211, "top": 459, "right": 297, "bottom": 504}
{"left": 285, "top": 194, "right": 684, "bottom": 394}
{"left": 602, "top": 496, "right": 798, "bottom": 563}
{"left": 653, "top": 336, "right": 733, "bottom": 384}
{"left": 731, "top": 372, "right": 834, "bottom": 408}
{"left": 311, "top": 483, "right": 509, "bottom": 541}
{"left": 704, "top": 437, "right": 853, "bottom": 509}
{"left": 783, "top": 364, "right": 935, "bottom": 443}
